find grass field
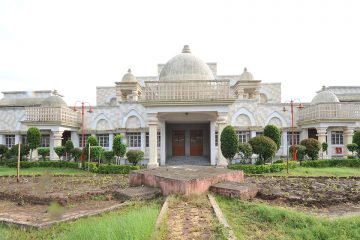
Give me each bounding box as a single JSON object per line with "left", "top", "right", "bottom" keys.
{"left": 215, "top": 195, "right": 360, "bottom": 240}
{"left": 0, "top": 200, "right": 161, "bottom": 240}
{"left": 262, "top": 166, "right": 360, "bottom": 177}
{"left": 0, "top": 166, "right": 89, "bottom": 176}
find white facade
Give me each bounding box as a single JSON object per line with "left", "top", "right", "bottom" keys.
{"left": 1, "top": 46, "right": 359, "bottom": 165}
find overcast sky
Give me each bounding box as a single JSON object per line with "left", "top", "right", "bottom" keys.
{"left": 1, "top": 0, "right": 359, "bottom": 106}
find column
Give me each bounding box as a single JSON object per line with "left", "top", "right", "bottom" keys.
{"left": 343, "top": 127, "right": 354, "bottom": 157}
{"left": 217, "top": 115, "right": 228, "bottom": 167}
{"left": 51, "top": 131, "right": 63, "bottom": 160}
{"left": 140, "top": 132, "right": 146, "bottom": 153}
{"left": 327, "top": 130, "right": 332, "bottom": 159}
{"left": 210, "top": 121, "right": 216, "bottom": 166}
{"left": 109, "top": 133, "right": 114, "bottom": 150}
{"left": 300, "top": 128, "right": 308, "bottom": 141}
{"left": 148, "top": 115, "right": 159, "bottom": 168}
{"left": 160, "top": 121, "right": 166, "bottom": 166}
{"left": 0, "top": 134, "right": 3, "bottom": 144}
{"left": 282, "top": 131, "right": 288, "bottom": 156}
{"left": 15, "top": 134, "right": 20, "bottom": 144}
{"left": 71, "top": 131, "right": 79, "bottom": 148}
{"left": 316, "top": 127, "right": 327, "bottom": 159}
{"left": 250, "top": 131, "right": 256, "bottom": 138}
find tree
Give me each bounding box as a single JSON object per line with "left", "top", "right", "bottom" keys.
{"left": 126, "top": 150, "right": 144, "bottom": 166}
{"left": 54, "top": 146, "right": 66, "bottom": 160}
{"left": 27, "top": 127, "right": 41, "bottom": 160}
{"left": 103, "top": 150, "right": 115, "bottom": 164}
{"left": 113, "top": 134, "right": 127, "bottom": 162}
{"left": 84, "top": 136, "right": 99, "bottom": 161}
{"left": 248, "top": 136, "right": 277, "bottom": 164}
{"left": 264, "top": 125, "right": 281, "bottom": 150}
{"left": 289, "top": 145, "right": 306, "bottom": 164}
{"left": 220, "top": 125, "right": 239, "bottom": 163}
{"left": 353, "top": 132, "right": 360, "bottom": 158}
{"left": 238, "top": 142, "right": 253, "bottom": 163}
{"left": 347, "top": 143, "right": 358, "bottom": 157}
{"left": 37, "top": 147, "right": 50, "bottom": 160}
{"left": 90, "top": 146, "right": 103, "bottom": 163}
{"left": 10, "top": 144, "right": 30, "bottom": 160}
{"left": 300, "top": 138, "right": 321, "bottom": 160}
{"left": 64, "top": 140, "right": 74, "bottom": 161}
{"left": 71, "top": 148, "right": 82, "bottom": 162}
{"left": 0, "top": 144, "right": 8, "bottom": 160}
{"left": 321, "top": 142, "right": 328, "bottom": 159}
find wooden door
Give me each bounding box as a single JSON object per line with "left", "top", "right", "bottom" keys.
{"left": 190, "top": 130, "right": 203, "bottom": 156}
{"left": 172, "top": 130, "right": 185, "bottom": 156}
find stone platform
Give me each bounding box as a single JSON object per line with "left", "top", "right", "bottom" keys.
{"left": 129, "top": 165, "right": 244, "bottom": 195}
{"left": 210, "top": 182, "right": 258, "bottom": 200}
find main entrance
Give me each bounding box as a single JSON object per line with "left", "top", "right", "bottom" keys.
{"left": 190, "top": 130, "right": 203, "bottom": 156}
{"left": 172, "top": 130, "right": 185, "bottom": 156}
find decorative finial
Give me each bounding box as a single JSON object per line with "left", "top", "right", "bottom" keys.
{"left": 244, "top": 67, "right": 247, "bottom": 72}
{"left": 128, "top": 68, "right": 132, "bottom": 73}
{"left": 182, "top": 45, "right": 191, "bottom": 53}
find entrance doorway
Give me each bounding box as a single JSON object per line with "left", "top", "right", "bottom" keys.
{"left": 172, "top": 130, "right": 185, "bottom": 156}
{"left": 190, "top": 130, "right": 203, "bottom": 156}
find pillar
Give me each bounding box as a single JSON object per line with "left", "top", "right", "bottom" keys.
{"left": 71, "top": 131, "right": 79, "bottom": 148}
{"left": 327, "top": 130, "right": 332, "bottom": 159}
{"left": 51, "top": 131, "right": 63, "bottom": 160}
{"left": 210, "top": 121, "right": 216, "bottom": 166}
{"left": 316, "top": 127, "right": 327, "bottom": 159}
{"left": 148, "top": 115, "right": 159, "bottom": 168}
{"left": 109, "top": 133, "right": 114, "bottom": 150}
{"left": 300, "top": 128, "right": 308, "bottom": 141}
{"left": 343, "top": 127, "right": 354, "bottom": 157}
{"left": 282, "top": 131, "right": 288, "bottom": 156}
{"left": 140, "top": 132, "right": 146, "bottom": 153}
{"left": 160, "top": 121, "right": 166, "bottom": 166}
{"left": 250, "top": 131, "right": 256, "bottom": 138}
{"left": 0, "top": 134, "right": 3, "bottom": 144}
{"left": 217, "top": 115, "right": 228, "bottom": 167}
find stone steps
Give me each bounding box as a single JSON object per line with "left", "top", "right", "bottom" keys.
{"left": 113, "top": 186, "right": 162, "bottom": 201}
{"left": 210, "top": 181, "right": 258, "bottom": 200}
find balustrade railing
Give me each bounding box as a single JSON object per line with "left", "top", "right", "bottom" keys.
{"left": 298, "top": 103, "right": 360, "bottom": 122}
{"left": 25, "top": 106, "right": 80, "bottom": 125}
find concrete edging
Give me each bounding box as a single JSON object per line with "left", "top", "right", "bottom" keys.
{"left": 155, "top": 196, "right": 169, "bottom": 230}
{"left": 208, "top": 194, "right": 237, "bottom": 240}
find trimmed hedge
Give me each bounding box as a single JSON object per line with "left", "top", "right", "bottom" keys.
{"left": 84, "top": 162, "right": 139, "bottom": 174}
{"left": 4, "top": 161, "right": 79, "bottom": 169}
{"left": 228, "top": 162, "right": 297, "bottom": 174}
{"left": 302, "top": 159, "right": 360, "bottom": 168}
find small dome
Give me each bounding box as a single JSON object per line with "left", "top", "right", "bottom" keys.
{"left": 239, "top": 67, "right": 254, "bottom": 81}
{"left": 311, "top": 90, "right": 339, "bottom": 105}
{"left": 159, "top": 45, "right": 215, "bottom": 81}
{"left": 122, "top": 69, "right": 137, "bottom": 82}
{"left": 41, "top": 95, "right": 67, "bottom": 107}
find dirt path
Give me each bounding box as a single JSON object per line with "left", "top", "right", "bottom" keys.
{"left": 165, "top": 195, "right": 225, "bottom": 240}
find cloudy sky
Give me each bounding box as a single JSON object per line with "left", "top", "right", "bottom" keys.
{"left": 1, "top": 0, "right": 359, "bottom": 105}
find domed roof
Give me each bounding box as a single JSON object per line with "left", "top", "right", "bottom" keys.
{"left": 239, "top": 67, "right": 254, "bottom": 81}
{"left": 159, "top": 45, "right": 215, "bottom": 81}
{"left": 311, "top": 90, "right": 340, "bottom": 105}
{"left": 122, "top": 69, "right": 137, "bottom": 82}
{"left": 41, "top": 95, "right": 67, "bottom": 107}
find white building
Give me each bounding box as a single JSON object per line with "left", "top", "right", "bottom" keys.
{"left": 1, "top": 45, "right": 359, "bottom": 166}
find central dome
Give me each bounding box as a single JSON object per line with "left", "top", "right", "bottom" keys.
{"left": 159, "top": 45, "right": 215, "bottom": 81}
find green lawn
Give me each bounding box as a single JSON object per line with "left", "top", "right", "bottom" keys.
{"left": 0, "top": 200, "right": 161, "bottom": 240}
{"left": 215, "top": 195, "right": 360, "bottom": 240}
{"left": 0, "top": 166, "right": 89, "bottom": 176}
{"left": 262, "top": 166, "right": 360, "bottom": 177}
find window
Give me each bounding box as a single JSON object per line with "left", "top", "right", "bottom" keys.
{"left": 126, "top": 132, "right": 141, "bottom": 147}
{"left": 215, "top": 131, "right": 218, "bottom": 146}
{"left": 21, "top": 135, "right": 28, "bottom": 145}
{"left": 145, "top": 132, "right": 160, "bottom": 147}
{"left": 236, "top": 131, "right": 250, "bottom": 143}
{"left": 79, "top": 134, "right": 90, "bottom": 148}
{"left": 287, "top": 132, "right": 300, "bottom": 146}
{"left": 5, "top": 135, "right": 15, "bottom": 148}
{"left": 256, "top": 132, "right": 263, "bottom": 137}
{"left": 41, "top": 135, "right": 50, "bottom": 147}
{"left": 331, "top": 131, "right": 343, "bottom": 145}
{"left": 97, "top": 134, "right": 109, "bottom": 148}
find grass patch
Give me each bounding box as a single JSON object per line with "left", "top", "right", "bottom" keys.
{"left": 0, "top": 166, "right": 89, "bottom": 176}
{"left": 215, "top": 195, "right": 360, "bottom": 240}
{"left": 0, "top": 200, "right": 162, "bottom": 240}
{"left": 261, "top": 166, "right": 360, "bottom": 177}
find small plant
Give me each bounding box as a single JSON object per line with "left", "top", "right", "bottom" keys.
{"left": 54, "top": 146, "right": 66, "bottom": 160}
{"left": 103, "top": 150, "right": 115, "bottom": 164}
{"left": 64, "top": 139, "right": 74, "bottom": 161}
{"left": 71, "top": 148, "right": 82, "bottom": 162}
{"left": 126, "top": 150, "right": 144, "bottom": 166}
{"left": 37, "top": 147, "right": 50, "bottom": 160}
{"left": 0, "top": 144, "right": 8, "bottom": 160}
{"left": 347, "top": 143, "right": 358, "bottom": 157}
{"left": 220, "top": 125, "right": 239, "bottom": 163}
{"left": 238, "top": 142, "right": 253, "bottom": 163}
{"left": 10, "top": 144, "right": 30, "bottom": 160}
{"left": 264, "top": 124, "right": 281, "bottom": 150}
{"left": 248, "top": 136, "right": 277, "bottom": 164}
{"left": 321, "top": 142, "right": 328, "bottom": 159}
{"left": 300, "top": 138, "right": 321, "bottom": 160}
{"left": 113, "top": 134, "right": 127, "bottom": 163}
{"left": 27, "top": 127, "right": 41, "bottom": 160}
{"left": 353, "top": 132, "right": 360, "bottom": 158}
{"left": 84, "top": 136, "right": 99, "bottom": 160}
{"left": 289, "top": 145, "right": 306, "bottom": 164}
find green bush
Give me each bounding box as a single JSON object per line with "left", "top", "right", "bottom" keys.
{"left": 5, "top": 161, "right": 79, "bottom": 169}
{"left": 103, "top": 150, "right": 115, "bottom": 164}
{"left": 90, "top": 146, "right": 104, "bottom": 162}
{"left": 71, "top": 148, "right": 82, "bottom": 162}
{"left": 347, "top": 143, "right": 358, "bottom": 157}
{"left": 353, "top": 132, "right": 360, "bottom": 158}
{"left": 264, "top": 125, "right": 281, "bottom": 150}
{"left": 220, "top": 125, "right": 239, "bottom": 162}
{"left": 301, "top": 159, "right": 360, "bottom": 168}
{"left": 288, "top": 145, "right": 306, "bottom": 162}
{"left": 300, "top": 138, "right": 321, "bottom": 160}
{"left": 273, "top": 159, "right": 284, "bottom": 164}
{"left": 126, "top": 150, "right": 144, "bottom": 166}
{"left": 84, "top": 136, "right": 99, "bottom": 160}
{"left": 10, "top": 144, "right": 30, "bottom": 160}
{"left": 54, "top": 146, "right": 66, "bottom": 160}
{"left": 37, "top": 147, "right": 50, "bottom": 160}
{"left": 97, "top": 164, "right": 140, "bottom": 174}
{"left": 228, "top": 162, "right": 296, "bottom": 174}
{"left": 113, "top": 134, "right": 127, "bottom": 160}
{"left": 238, "top": 142, "right": 253, "bottom": 163}
{"left": 65, "top": 140, "right": 74, "bottom": 160}
{"left": 0, "top": 144, "right": 8, "bottom": 160}
{"left": 248, "top": 136, "right": 277, "bottom": 164}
